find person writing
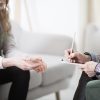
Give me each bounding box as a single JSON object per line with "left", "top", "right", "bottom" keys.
{"left": 65, "top": 49, "right": 100, "bottom": 100}
{"left": 0, "top": 0, "right": 47, "bottom": 100}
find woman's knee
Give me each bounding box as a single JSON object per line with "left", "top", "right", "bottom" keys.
{"left": 9, "top": 66, "right": 30, "bottom": 83}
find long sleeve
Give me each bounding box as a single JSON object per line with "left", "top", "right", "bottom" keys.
{"left": 3, "top": 32, "right": 28, "bottom": 58}
{"left": 3, "top": 33, "right": 16, "bottom": 57}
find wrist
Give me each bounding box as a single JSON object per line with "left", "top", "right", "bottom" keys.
{"left": 95, "top": 63, "right": 100, "bottom": 74}
{"left": 85, "top": 55, "right": 91, "bottom": 62}
{"left": 2, "top": 58, "right": 16, "bottom": 68}
{"left": 84, "top": 52, "right": 92, "bottom": 62}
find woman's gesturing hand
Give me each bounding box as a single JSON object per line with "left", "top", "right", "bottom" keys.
{"left": 24, "top": 56, "right": 47, "bottom": 72}
{"left": 2, "top": 56, "right": 47, "bottom": 72}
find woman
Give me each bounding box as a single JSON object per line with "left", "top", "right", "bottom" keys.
{"left": 65, "top": 49, "right": 100, "bottom": 100}
{"left": 0, "top": 0, "right": 46, "bottom": 100}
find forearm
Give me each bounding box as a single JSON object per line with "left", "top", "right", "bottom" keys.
{"left": 87, "top": 53, "right": 100, "bottom": 62}
{"left": 84, "top": 54, "right": 91, "bottom": 62}
{"left": 84, "top": 52, "right": 100, "bottom": 62}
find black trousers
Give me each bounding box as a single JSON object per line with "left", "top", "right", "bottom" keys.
{"left": 73, "top": 71, "right": 98, "bottom": 100}
{"left": 0, "top": 66, "right": 30, "bottom": 100}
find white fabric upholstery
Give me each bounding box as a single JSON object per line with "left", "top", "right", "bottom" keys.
{"left": 29, "top": 71, "right": 42, "bottom": 89}
{"left": 41, "top": 55, "right": 75, "bottom": 86}
{"left": 17, "top": 32, "right": 72, "bottom": 56}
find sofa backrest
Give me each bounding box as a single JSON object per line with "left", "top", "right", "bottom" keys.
{"left": 83, "top": 24, "right": 100, "bottom": 54}
{"left": 11, "top": 22, "right": 73, "bottom": 56}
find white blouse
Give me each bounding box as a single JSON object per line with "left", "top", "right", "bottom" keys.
{"left": 0, "top": 56, "right": 3, "bottom": 69}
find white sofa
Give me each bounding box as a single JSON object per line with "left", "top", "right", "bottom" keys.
{"left": 0, "top": 22, "right": 76, "bottom": 100}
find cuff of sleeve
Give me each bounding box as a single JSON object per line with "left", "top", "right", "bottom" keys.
{"left": 0, "top": 56, "right": 4, "bottom": 69}
{"left": 94, "top": 63, "right": 100, "bottom": 79}
{"left": 95, "top": 63, "right": 100, "bottom": 74}
{"left": 90, "top": 53, "right": 97, "bottom": 62}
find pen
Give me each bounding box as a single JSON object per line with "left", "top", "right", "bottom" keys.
{"left": 61, "top": 32, "right": 76, "bottom": 61}
{"left": 70, "top": 32, "right": 76, "bottom": 53}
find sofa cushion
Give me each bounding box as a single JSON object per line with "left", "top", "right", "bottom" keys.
{"left": 38, "top": 54, "right": 75, "bottom": 86}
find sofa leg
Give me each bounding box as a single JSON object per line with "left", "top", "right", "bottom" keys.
{"left": 55, "top": 92, "right": 60, "bottom": 100}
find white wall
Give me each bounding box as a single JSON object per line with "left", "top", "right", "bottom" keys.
{"left": 9, "top": 0, "right": 80, "bottom": 37}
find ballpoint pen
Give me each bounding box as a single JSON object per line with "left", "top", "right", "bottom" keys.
{"left": 70, "top": 32, "right": 76, "bottom": 54}
{"left": 61, "top": 32, "right": 76, "bottom": 61}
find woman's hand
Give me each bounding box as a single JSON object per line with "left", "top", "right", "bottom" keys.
{"left": 13, "top": 57, "right": 44, "bottom": 71}
{"left": 2, "top": 56, "right": 47, "bottom": 72}
{"left": 80, "top": 61, "right": 97, "bottom": 77}
{"left": 64, "top": 49, "right": 91, "bottom": 64}
{"left": 24, "top": 56, "right": 47, "bottom": 72}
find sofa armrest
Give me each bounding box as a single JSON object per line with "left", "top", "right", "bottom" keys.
{"left": 86, "top": 80, "right": 100, "bottom": 100}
